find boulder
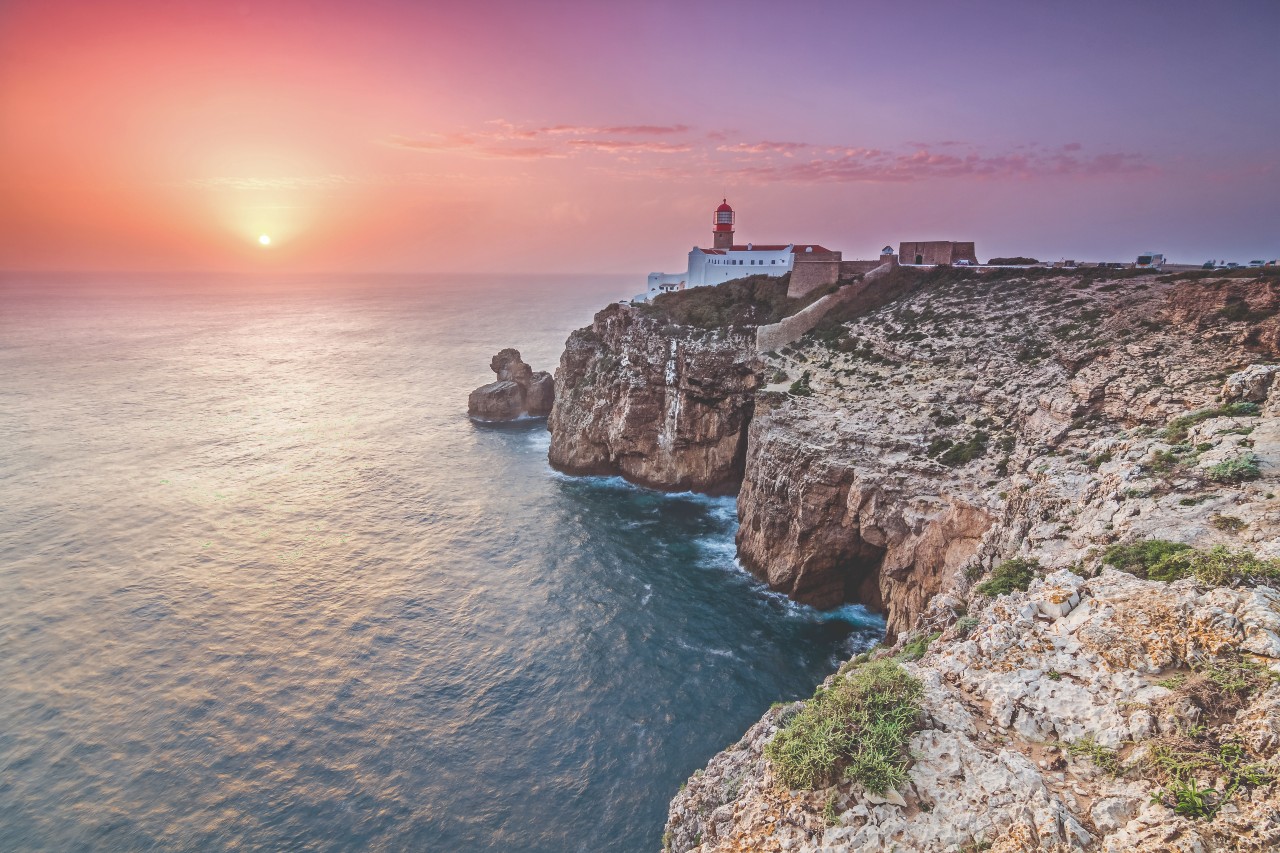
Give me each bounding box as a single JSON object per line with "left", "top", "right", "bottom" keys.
{"left": 468, "top": 380, "right": 525, "bottom": 421}
{"left": 526, "top": 371, "right": 555, "bottom": 416}
{"left": 1222, "top": 364, "right": 1280, "bottom": 404}
{"left": 468, "top": 349, "right": 555, "bottom": 421}
{"left": 492, "top": 348, "right": 534, "bottom": 385}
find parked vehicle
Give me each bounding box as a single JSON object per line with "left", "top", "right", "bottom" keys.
{"left": 953, "top": 259, "right": 973, "bottom": 266}
{"left": 1249, "top": 260, "right": 1266, "bottom": 268}
{"left": 1135, "top": 253, "right": 1165, "bottom": 269}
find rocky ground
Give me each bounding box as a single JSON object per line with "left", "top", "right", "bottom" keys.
{"left": 664, "top": 271, "right": 1280, "bottom": 851}
{"left": 739, "top": 273, "right": 1280, "bottom": 636}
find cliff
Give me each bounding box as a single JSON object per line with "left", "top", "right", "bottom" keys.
{"left": 541, "top": 266, "right": 1280, "bottom": 850}
{"left": 658, "top": 268, "right": 1280, "bottom": 852}
{"left": 547, "top": 301, "right": 761, "bottom": 493}
{"left": 735, "top": 272, "right": 1279, "bottom": 638}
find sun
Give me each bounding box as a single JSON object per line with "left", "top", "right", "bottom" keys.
{"left": 258, "top": 234, "right": 271, "bottom": 246}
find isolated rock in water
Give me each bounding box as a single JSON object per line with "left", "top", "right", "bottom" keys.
{"left": 525, "top": 371, "right": 555, "bottom": 417}
{"left": 468, "top": 348, "right": 555, "bottom": 420}
{"left": 468, "top": 380, "right": 526, "bottom": 420}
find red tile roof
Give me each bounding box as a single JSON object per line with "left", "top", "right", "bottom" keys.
{"left": 695, "top": 244, "right": 832, "bottom": 254}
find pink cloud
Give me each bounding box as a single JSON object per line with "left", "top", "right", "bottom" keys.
{"left": 390, "top": 122, "right": 1153, "bottom": 181}
{"left": 717, "top": 141, "right": 809, "bottom": 156}
{"left": 566, "top": 139, "right": 693, "bottom": 154}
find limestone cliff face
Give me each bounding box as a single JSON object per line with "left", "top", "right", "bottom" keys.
{"left": 736, "top": 272, "right": 1280, "bottom": 639}
{"left": 547, "top": 303, "right": 759, "bottom": 494}
{"left": 665, "top": 570, "right": 1280, "bottom": 853}
{"left": 662, "top": 271, "right": 1280, "bottom": 853}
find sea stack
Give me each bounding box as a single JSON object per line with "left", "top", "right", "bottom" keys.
{"left": 468, "top": 348, "right": 554, "bottom": 421}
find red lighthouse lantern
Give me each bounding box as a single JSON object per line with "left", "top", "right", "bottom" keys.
{"left": 713, "top": 199, "right": 735, "bottom": 249}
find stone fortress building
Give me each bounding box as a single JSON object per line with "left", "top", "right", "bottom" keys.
{"left": 637, "top": 199, "right": 974, "bottom": 302}
{"left": 899, "top": 240, "right": 978, "bottom": 266}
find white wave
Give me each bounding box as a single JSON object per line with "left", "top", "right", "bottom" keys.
{"left": 675, "top": 638, "right": 741, "bottom": 661}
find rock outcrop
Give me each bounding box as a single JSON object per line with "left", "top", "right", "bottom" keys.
{"left": 467, "top": 348, "right": 555, "bottom": 420}
{"left": 739, "top": 272, "right": 1280, "bottom": 638}
{"left": 656, "top": 270, "right": 1280, "bottom": 852}
{"left": 547, "top": 304, "right": 760, "bottom": 493}
{"left": 666, "top": 570, "right": 1280, "bottom": 853}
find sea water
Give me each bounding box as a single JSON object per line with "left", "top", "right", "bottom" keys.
{"left": 0, "top": 273, "right": 883, "bottom": 852}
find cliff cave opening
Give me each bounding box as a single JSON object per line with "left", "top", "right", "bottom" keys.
{"left": 838, "top": 543, "right": 886, "bottom": 612}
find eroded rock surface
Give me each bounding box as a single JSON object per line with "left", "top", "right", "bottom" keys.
{"left": 547, "top": 304, "right": 759, "bottom": 493}
{"left": 740, "top": 273, "right": 1280, "bottom": 636}
{"left": 467, "top": 348, "right": 555, "bottom": 420}
{"left": 666, "top": 572, "right": 1280, "bottom": 853}
{"left": 656, "top": 271, "right": 1280, "bottom": 852}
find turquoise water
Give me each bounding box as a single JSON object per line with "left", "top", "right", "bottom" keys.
{"left": 0, "top": 273, "right": 883, "bottom": 851}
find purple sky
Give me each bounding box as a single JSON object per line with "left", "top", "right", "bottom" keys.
{"left": 2, "top": 0, "right": 1277, "bottom": 271}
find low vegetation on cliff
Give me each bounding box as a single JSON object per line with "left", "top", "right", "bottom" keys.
{"left": 1104, "top": 539, "right": 1280, "bottom": 585}
{"left": 765, "top": 659, "right": 922, "bottom": 794}
{"left": 661, "top": 268, "right": 1280, "bottom": 851}
{"left": 635, "top": 273, "right": 840, "bottom": 329}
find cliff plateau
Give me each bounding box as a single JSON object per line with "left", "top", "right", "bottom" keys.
{"left": 659, "top": 269, "right": 1280, "bottom": 852}
{"left": 541, "top": 269, "right": 1280, "bottom": 850}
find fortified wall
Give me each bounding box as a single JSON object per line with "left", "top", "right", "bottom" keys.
{"left": 899, "top": 240, "right": 977, "bottom": 265}
{"left": 786, "top": 249, "right": 843, "bottom": 298}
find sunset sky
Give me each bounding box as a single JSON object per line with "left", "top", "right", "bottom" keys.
{"left": 2, "top": 0, "right": 1277, "bottom": 274}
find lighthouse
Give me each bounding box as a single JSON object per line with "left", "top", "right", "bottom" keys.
{"left": 713, "top": 199, "right": 735, "bottom": 250}
{"left": 638, "top": 199, "right": 839, "bottom": 302}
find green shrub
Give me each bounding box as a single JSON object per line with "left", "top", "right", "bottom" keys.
{"left": 1163, "top": 402, "right": 1261, "bottom": 443}
{"left": 789, "top": 370, "right": 813, "bottom": 397}
{"left": 1205, "top": 453, "right": 1262, "bottom": 483}
{"left": 987, "top": 257, "right": 1039, "bottom": 265}
{"left": 1146, "top": 546, "right": 1280, "bottom": 586}
{"left": 1087, "top": 451, "right": 1113, "bottom": 470}
{"left": 766, "top": 660, "right": 923, "bottom": 792}
{"left": 1101, "top": 540, "right": 1193, "bottom": 578}
{"left": 1105, "top": 540, "right": 1280, "bottom": 586}
{"left": 975, "top": 557, "right": 1039, "bottom": 596}
{"left": 954, "top": 615, "right": 981, "bottom": 637}
{"left": 931, "top": 430, "right": 988, "bottom": 467}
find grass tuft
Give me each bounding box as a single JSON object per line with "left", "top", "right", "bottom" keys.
{"left": 765, "top": 659, "right": 923, "bottom": 793}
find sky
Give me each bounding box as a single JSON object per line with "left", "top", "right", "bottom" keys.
{"left": 1, "top": 0, "right": 1277, "bottom": 274}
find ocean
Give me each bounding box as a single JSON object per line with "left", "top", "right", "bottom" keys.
{"left": 0, "top": 273, "right": 883, "bottom": 852}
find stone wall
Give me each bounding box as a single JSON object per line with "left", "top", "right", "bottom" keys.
{"left": 899, "top": 241, "right": 977, "bottom": 265}
{"left": 838, "top": 259, "right": 880, "bottom": 277}
{"left": 756, "top": 261, "right": 897, "bottom": 353}
{"left": 787, "top": 250, "right": 842, "bottom": 298}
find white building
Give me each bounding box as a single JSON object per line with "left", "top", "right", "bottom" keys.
{"left": 633, "top": 200, "right": 832, "bottom": 302}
